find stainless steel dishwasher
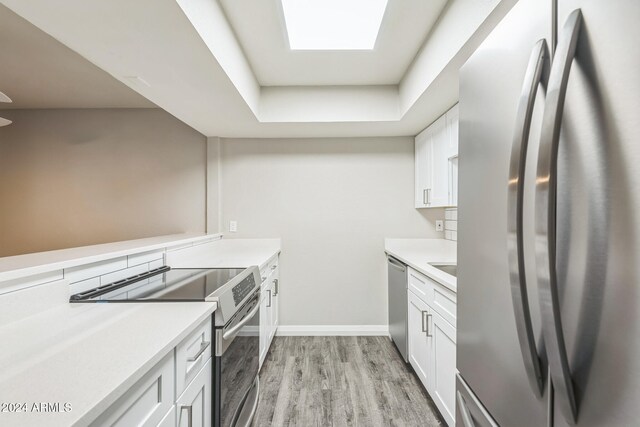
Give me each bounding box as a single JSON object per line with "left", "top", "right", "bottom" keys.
{"left": 387, "top": 255, "right": 408, "bottom": 362}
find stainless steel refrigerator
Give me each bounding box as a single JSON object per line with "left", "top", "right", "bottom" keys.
{"left": 456, "top": 0, "right": 640, "bottom": 426}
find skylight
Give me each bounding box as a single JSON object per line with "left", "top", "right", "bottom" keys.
{"left": 281, "top": 0, "right": 388, "bottom": 50}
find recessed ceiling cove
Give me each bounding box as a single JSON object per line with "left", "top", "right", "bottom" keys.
{"left": 0, "top": 0, "right": 517, "bottom": 137}
{"left": 220, "top": 0, "right": 447, "bottom": 86}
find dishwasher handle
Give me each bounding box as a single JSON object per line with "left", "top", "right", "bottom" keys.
{"left": 387, "top": 256, "right": 406, "bottom": 272}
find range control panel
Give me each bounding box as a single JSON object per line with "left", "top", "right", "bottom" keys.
{"left": 232, "top": 275, "right": 256, "bottom": 306}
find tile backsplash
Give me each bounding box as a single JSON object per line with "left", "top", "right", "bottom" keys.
{"left": 444, "top": 208, "right": 458, "bottom": 241}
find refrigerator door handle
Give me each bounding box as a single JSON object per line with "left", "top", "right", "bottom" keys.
{"left": 507, "top": 38, "right": 550, "bottom": 397}
{"left": 456, "top": 391, "right": 476, "bottom": 427}
{"left": 535, "top": 9, "right": 583, "bottom": 425}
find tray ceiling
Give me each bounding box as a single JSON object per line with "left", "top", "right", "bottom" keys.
{"left": 0, "top": 0, "right": 516, "bottom": 137}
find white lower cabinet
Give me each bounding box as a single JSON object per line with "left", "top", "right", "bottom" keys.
{"left": 175, "top": 318, "right": 212, "bottom": 398}
{"left": 407, "top": 270, "right": 457, "bottom": 427}
{"left": 176, "top": 358, "right": 212, "bottom": 427}
{"left": 259, "top": 256, "right": 280, "bottom": 368}
{"left": 94, "top": 318, "right": 212, "bottom": 427}
{"left": 91, "top": 352, "right": 175, "bottom": 427}
{"left": 259, "top": 279, "right": 272, "bottom": 365}
{"left": 408, "top": 290, "right": 432, "bottom": 391}
{"left": 431, "top": 309, "right": 456, "bottom": 426}
{"left": 269, "top": 269, "right": 279, "bottom": 344}
{"left": 157, "top": 406, "right": 176, "bottom": 427}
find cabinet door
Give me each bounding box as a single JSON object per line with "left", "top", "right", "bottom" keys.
{"left": 175, "top": 318, "right": 212, "bottom": 399}
{"left": 92, "top": 352, "right": 175, "bottom": 427}
{"left": 415, "top": 127, "right": 432, "bottom": 208}
{"left": 408, "top": 290, "right": 432, "bottom": 392}
{"left": 259, "top": 282, "right": 270, "bottom": 367}
{"left": 429, "top": 115, "right": 450, "bottom": 207}
{"left": 270, "top": 273, "right": 279, "bottom": 342}
{"left": 449, "top": 158, "right": 459, "bottom": 207}
{"left": 446, "top": 104, "right": 459, "bottom": 158}
{"left": 176, "top": 358, "right": 212, "bottom": 427}
{"left": 157, "top": 406, "right": 176, "bottom": 427}
{"left": 431, "top": 310, "right": 456, "bottom": 426}
{"left": 266, "top": 282, "right": 274, "bottom": 346}
{"left": 447, "top": 104, "right": 459, "bottom": 206}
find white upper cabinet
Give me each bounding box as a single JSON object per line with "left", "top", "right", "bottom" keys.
{"left": 446, "top": 104, "right": 459, "bottom": 159}
{"left": 415, "top": 104, "right": 459, "bottom": 208}
{"left": 430, "top": 115, "right": 450, "bottom": 207}
{"left": 415, "top": 126, "right": 432, "bottom": 208}
{"left": 446, "top": 104, "right": 459, "bottom": 207}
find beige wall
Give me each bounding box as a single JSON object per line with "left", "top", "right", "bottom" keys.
{"left": 0, "top": 109, "right": 206, "bottom": 257}
{"left": 219, "top": 137, "right": 443, "bottom": 326}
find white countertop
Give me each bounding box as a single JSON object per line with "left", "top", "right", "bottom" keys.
{"left": 166, "top": 238, "right": 281, "bottom": 270}
{"left": 385, "top": 238, "right": 457, "bottom": 292}
{"left": 0, "top": 233, "right": 221, "bottom": 283}
{"left": 0, "top": 284, "right": 216, "bottom": 426}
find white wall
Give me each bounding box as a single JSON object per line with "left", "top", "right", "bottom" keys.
{"left": 0, "top": 108, "right": 207, "bottom": 257}
{"left": 218, "top": 137, "right": 443, "bottom": 327}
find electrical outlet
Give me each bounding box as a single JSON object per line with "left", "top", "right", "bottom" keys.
{"left": 229, "top": 220, "right": 237, "bottom": 232}
{"left": 436, "top": 220, "right": 444, "bottom": 232}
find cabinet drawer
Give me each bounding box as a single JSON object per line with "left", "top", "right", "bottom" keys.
{"left": 408, "top": 267, "right": 456, "bottom": 327}
{"left": 259, "top": 267, "right": 269, "bottom": 284}
{"left": 408, "top": 267, "right": 434, "bottom": 306}
{"left": 176, "top": 317, "right": 212, "bottom": 398}
{"left": 266, "top": 257, "right": 279, "bottom": 278}
{"left": 91, "top": 352, "right": 175, "bottom": 427}
{"left": 260, "top": 257, "right": 279, "bottom": 288}
{"left": 432, "top": 283, "right": 456, "bottom": 327}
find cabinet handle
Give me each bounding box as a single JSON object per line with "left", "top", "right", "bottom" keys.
{"left": 187, "top": 341, "right": 210, "bottom": 362}
{"left": 423, "top": 188, "right": 432, "bottom": 205}
{"left": 273, "top": 279, "right": 279, "bottom": 296}
{"left": 422, "top": 312, "right": 432, "bottom": 337}
{"left": 421, "top": 311, "right": 428, "bottom": 332}
{"left": 261, "top": 276, "right": 267, "bottom": 283}
{"left": 180, "top": 405, "right": 193, "bottom": 427}
{"left": 271, "top": 265, "right": 277, "bottom": 271}
{"left": 267, "top": 289, "right": 272, "bottom": 308}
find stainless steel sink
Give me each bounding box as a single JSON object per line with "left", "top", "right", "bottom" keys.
{"left": 429, "top": 263, "right": 457, "bottom": 278}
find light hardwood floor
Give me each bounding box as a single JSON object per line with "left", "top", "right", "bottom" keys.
{"left": 253, "top": 336, "right": 444, "bottom": 427}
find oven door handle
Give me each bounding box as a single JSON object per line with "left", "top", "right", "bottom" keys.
{"left": 223, "top": 301, "right": 260, "bottom": 340}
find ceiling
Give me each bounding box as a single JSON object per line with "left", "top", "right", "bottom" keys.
{"left": 0, "top": 0, "right": 517, "bottom": 137}
{"left": 0, "top": 5, "right": 153, "bottom": 109}
{"left": 219, "top": 0, "right": 448, "bottom": 86}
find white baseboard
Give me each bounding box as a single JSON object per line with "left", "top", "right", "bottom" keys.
{"left": 275, "top": 325, "right": 389, "bottom": 337}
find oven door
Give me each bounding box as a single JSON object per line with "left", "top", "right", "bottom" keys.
{"left": 214, "top": 291, "right": 260, "bottom": 427}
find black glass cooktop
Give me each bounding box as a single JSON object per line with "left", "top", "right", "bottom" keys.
{"left": 70, "top": 267, "right": 246, "bottom": 302}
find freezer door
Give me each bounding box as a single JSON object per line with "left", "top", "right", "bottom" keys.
{"left": 543, "top": 1, "right": 640, "bottom": 425}
{"left": 457, "top": 0, "right": 552, "bottom": 425}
